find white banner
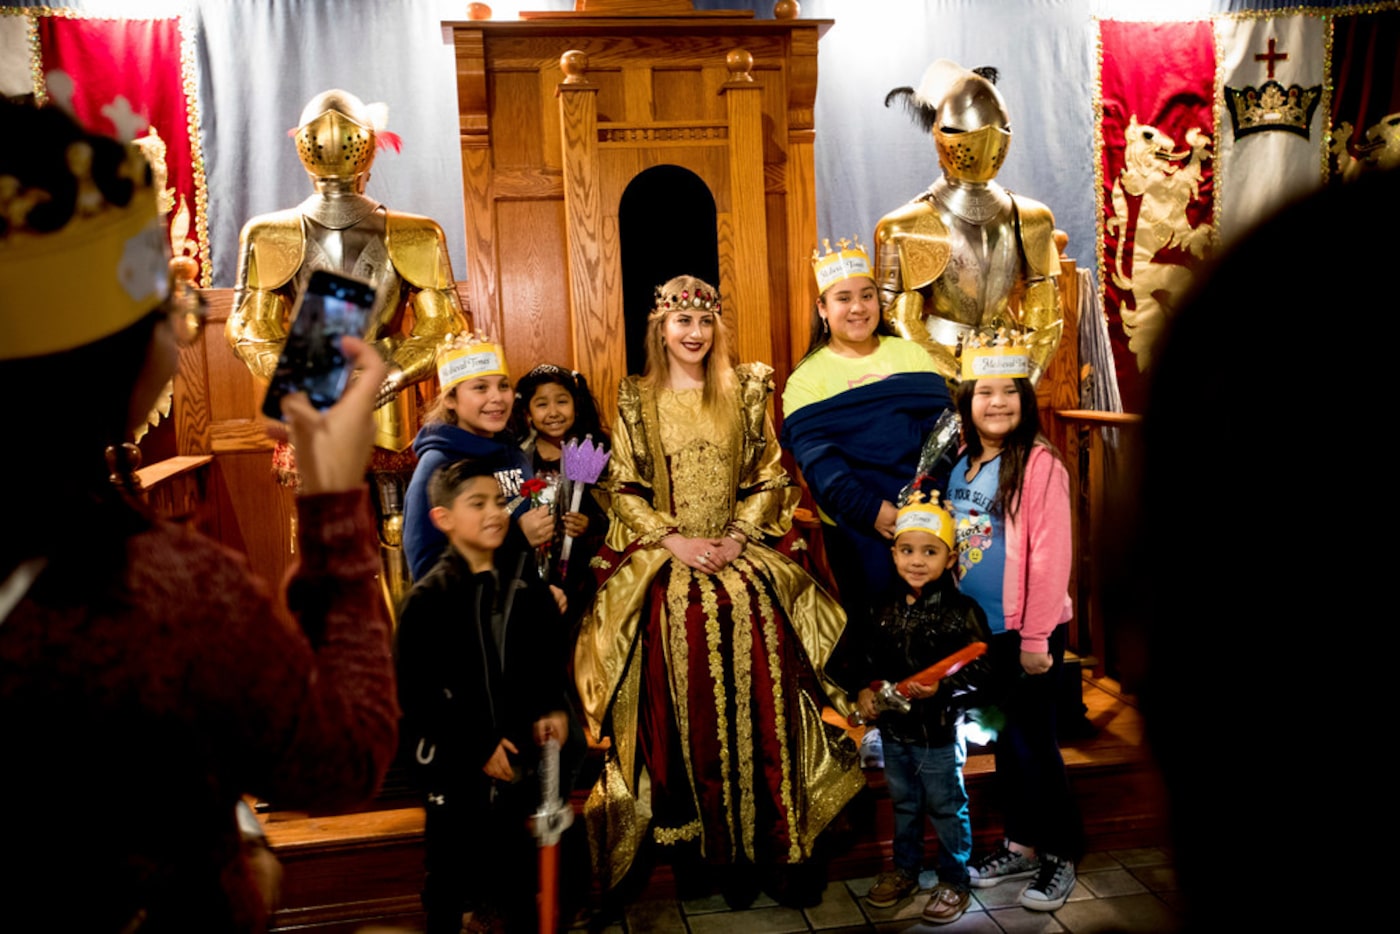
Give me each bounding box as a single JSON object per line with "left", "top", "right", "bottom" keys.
{"left": 1215, "top": 14, "right": 1329, "bottom": 245}
{"left": 0, "top": 13, "right": 33, "bottom": 98}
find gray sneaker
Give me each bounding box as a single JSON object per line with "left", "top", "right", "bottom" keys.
{"left": 1019, "top": 856, "right": 1076, "bottom": 911}
{"left": 968, "top": 843, "right": 1039, "bottom": 888}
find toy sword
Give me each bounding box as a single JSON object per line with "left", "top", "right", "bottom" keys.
{"left": 532, "top": 737, "right": 573, "bottom": 934}
{"left": 847, "top": 641, "right": 988, "bottom": 726}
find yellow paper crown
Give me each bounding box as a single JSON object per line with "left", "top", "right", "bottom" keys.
{"left": 1, "top": 145, "right": 169, "bottom": 361}
{"left": 959, "top": 327, "right": 1029, "bottom": 381}
{"left": 895, "top": 491, "right": 955, "bottom": 549}
{"left": 436, "top": 332, "right": 509, "bottom": 392}
{"left": 811, "top": 236, "right": 873, "bottom": 293}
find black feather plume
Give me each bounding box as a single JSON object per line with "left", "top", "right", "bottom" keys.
{"left": 884, "top": 86, "right": 938, "bottom": 134}
{"left": 972, "top": 66, "right": 999, "bottom": 85}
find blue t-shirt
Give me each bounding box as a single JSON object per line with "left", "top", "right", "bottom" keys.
{"left": 947, "top": 453, "right": 1006, "bottom": 632}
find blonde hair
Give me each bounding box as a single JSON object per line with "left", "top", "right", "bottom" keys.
{"left": 640, "top": 274, "right": 737, "bottom": 411}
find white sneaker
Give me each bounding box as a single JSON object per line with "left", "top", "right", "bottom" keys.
{"left": 1019, "top": 855, "right": 1075, "bottom": 911}
{"left": 969, "top": 843, "right": 1038, "bottom": 888}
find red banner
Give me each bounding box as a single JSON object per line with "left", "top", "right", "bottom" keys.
{"left": 38, "top": 15, "right": 206, "bottom": 283}
{"left": 1097, "top": 19, "right": 1217, "bottom": 412}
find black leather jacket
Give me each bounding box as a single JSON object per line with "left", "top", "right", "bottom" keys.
{"left": 848, "top": 574, "right": 992, "bottom": 747}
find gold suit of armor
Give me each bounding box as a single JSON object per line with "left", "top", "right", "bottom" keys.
{"left": 227, "top": 205, "right": 466, "bottom": 451}
{"left": 875, "top": 189, "right": 1061, "bottom": 380}
{"left": 225, "top": 89, "right": 468, "bottom": 619}
{"left": 877, "top": 60, "right": 1063, "bottom": 381}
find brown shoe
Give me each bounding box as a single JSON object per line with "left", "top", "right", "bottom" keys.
{"left": 866, "top": 869, "right": 918, "bottom": 908}
{"left": 921, "top": 882, "right": 970, "bottom": 925}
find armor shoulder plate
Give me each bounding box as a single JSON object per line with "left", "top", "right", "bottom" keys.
{"left": 1010, "top": 194, "right": 1061, "bottom": 279}
{"left": 386, "top": 212, "right": 455, "bottom": 290}
{"left": 874, "top": 200, "right": 952, "bottom": 291}
{"left": 239, "top": 209, "right": 305, "bottom": 290}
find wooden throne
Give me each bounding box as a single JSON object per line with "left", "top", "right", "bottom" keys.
{"left": 448, "top": 1, "right": 831, "bottom": 422}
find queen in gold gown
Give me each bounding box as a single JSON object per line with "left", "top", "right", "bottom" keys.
{"left": 574, "top": 276, "right": 864, "bottom": 898}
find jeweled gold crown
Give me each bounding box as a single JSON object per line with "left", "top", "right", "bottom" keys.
{"left": 959, "top": 326, "right": 1029, "bottom": 381}
{"left": 1224, "top": 79, "right": 1322, "bottom": 140}
{"left": 436, "top": 332, "right": 508, "bottom": 391}
{"left": 811, "top": 236, "right": 873, "bottom": 293}
{"left": 652, "top": 280, "right": 720, "bottom": 317}
{"left": 1, "top": 137, "right": 168, "bottom": 360}
{"left": 895, "top": 490, "right": 955, "bottom": 549}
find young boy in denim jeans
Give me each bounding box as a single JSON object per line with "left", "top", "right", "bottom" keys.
{"left": 853, "top": 494, "right": 991, "bottom": 925}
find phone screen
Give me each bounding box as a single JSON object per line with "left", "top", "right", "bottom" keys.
{"left": 261, "top": 270, "right": 378, "bottom": 420}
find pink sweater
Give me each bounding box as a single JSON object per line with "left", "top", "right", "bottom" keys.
{"left": 1000, "top": 444, "right": 1074, "bottom": 653}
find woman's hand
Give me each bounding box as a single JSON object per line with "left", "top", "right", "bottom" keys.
{"left": 662, "top": 534, "right": 725, "bottom": 573}
{"left": 519, "top": 504, "right": 556, "bottom": 547}
{"left": 562, "top": 511, "right": 589, "bottom": 538}
{"left": 277, "top": 336, "right": 387, "bottom": 495}
{"left": 549, "top": 584, "right": 567, "bottom": 615}
{"left": 482, "top": 737, "right": 518, "bottom": 781}
{"left": 707, "top": 536, "right": 743, "bottom": 571}
{"left": 874, "top": 500, "right": 899, "bottom": 540}
{"left": 1020, "top": 650, "right": 1053, "bottom": 676}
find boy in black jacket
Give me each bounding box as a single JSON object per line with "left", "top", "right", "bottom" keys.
{"left": 396, "top": 458, "right": 573, "bottom": 934}
{"left": 854, "top": 493, "right": 991, "bottom": 925}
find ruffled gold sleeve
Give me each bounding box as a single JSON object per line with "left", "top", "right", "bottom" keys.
{"left": 604, "top": 377, "right": 678, "bottom": 550}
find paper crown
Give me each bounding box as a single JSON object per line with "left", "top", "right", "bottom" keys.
{"left": 811, "top": 236, "right": 874, "bottom": 293}
{"left": 959, "top": 327, "right": 1029, "bottom": 381}
{"left": 436, "top": 332, "right": 508, "bottom": 392}
{"left": 1, "top": 142, "right": 169, "bottom": 361}
{"left": 895, "top": 491, "right": 955, "bottom": 549}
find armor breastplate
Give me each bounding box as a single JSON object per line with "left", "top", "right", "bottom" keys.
{"left": 921, "top": 193, "right": 1019, "bottom": 331}
{"left": 299, "top": 209, "right": 406, "bottom": 343}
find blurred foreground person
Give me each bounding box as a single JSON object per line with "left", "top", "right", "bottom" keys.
{"left": 0, "top": 98, "right": 397, "bottom": 933}
{"left": 1113, "top": 169, "right": 1398, "bottom": 931}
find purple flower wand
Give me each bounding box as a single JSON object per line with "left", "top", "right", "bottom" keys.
{"left": 558, "top": 435, "right": 610, "bottom": 581}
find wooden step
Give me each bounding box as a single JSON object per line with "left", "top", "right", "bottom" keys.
{"left": 264, "top": 674, "right": 1166, "bottom": 933}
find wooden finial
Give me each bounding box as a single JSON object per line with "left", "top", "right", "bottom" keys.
{"left": 560, "top": 50, "right": 589, "bottom": 84}
{"left": 467, "top": 3, "right": 492, "bottom": 20}
{"left": 726, "top": 49, "right": 754, "bottom": 83}
{"left": 774, "top": 1, "right": 801, "bottom": 20}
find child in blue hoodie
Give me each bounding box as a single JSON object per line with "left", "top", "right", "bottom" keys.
{"left": 403, "top": 334, "right": 553, "bottom": 581}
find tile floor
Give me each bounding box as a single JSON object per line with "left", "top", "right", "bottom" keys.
{"left": 599, "top": 847, "right": 1180, "bottom": 934}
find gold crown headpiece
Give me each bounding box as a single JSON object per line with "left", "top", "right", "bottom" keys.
{"left": 811, "top": 236, "right": 874, "bottom": 293}
{"left": 651, "top": 282, "right": 721, "bottom": 318}
{"left": 958, "top": 326, "right": 1029, "bottom": 381}
{"left": 436, "top": 332, "right": 508, "bottom": 392}
{"left": 1, "top": 137, "right": 168, "bottom": 361}
{"left": 895, "top": 490, "right": 955, "bottom": 549}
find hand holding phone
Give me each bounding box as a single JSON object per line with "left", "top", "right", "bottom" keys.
{"left": 261, "top": 270, "right": 378, "bottom": 420}
{"left": 277, "top": 335, "right": 387, "bottom": 495}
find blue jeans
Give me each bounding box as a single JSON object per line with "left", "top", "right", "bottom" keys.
{"left": 882, "top": 732, "right": 972, "bottom": 888}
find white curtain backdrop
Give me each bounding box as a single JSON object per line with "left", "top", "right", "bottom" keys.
{"left": 4, "top": 0, "right": 1331, "bottom": 293}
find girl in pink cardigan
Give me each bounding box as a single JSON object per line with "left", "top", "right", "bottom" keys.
{"left": 945, "top": 373, "right": 1080, "bottom": 914}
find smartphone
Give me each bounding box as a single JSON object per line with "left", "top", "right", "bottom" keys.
{"left": 261, "top": 270, "right": 378, "bottom": 420}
